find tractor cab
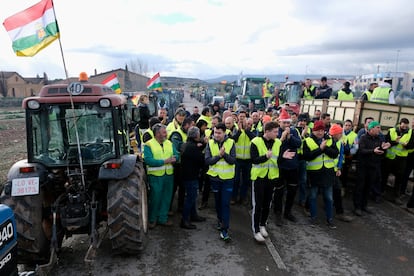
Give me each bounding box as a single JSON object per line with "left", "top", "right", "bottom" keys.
{"left": 280, "top": 81, "right": 302, "bottom": 115}
{"left": 24, "top": 83, "right": 130, "bottom": 167}
{"left": 237, "top": 77, "right": 266, "bottom": 110}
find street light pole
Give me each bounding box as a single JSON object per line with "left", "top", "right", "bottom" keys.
{"left": 395, "top": 49, "right": 400, "bottom": 73}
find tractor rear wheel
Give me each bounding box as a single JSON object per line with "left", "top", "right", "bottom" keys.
{"left": 0, "top": 192, "right": 50, "bottom": 265}
{"left": 107, "top": 162, "right": 148, "bottom": 254}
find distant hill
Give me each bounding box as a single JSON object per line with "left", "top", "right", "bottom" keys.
{"left": 203, "top": 74, "right": 355, "bottom": 83}
{"left": 160, "top": 74, "right": 355, "bottom": 87}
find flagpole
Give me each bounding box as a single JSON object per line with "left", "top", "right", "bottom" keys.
{"left": 50, "top": 0, "right": 86, "bottom": 188}
{"left": 51, "top": 0, "right": 69, "bottom": 80}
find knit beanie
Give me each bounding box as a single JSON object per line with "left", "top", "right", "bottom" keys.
{"left": 329, "top": 124, "right": 343, "bottom": 135}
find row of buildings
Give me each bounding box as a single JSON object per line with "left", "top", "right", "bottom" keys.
{"left": 0, "top": 67, "right": 204, "bottom": 99}
{"left": 0, "top": 67, "right": 149, "bottom": 98}
{"left": 353, "top": 71, "right": 414, "bottom": 93}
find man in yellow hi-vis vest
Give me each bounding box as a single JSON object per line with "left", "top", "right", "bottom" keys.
{"left": 232, "top": 110, "right": 256, "bottom": 205}
{"left": 205, "top": 122, "right": 236, "bottom": 242}
{"left": 250, "top": 121, "right": 295, "bottom": 242}
{"left": 302, "top": 120, "right": 339, "bottom": 229}
{"left": 144, "top": 123, "right": 179, "bottom": 229}
{"left": 262, "top": 77, "right": 274, "bottom": 107}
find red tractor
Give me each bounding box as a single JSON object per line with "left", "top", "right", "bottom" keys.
{"left": 279, "top": 81, "right": 302, "bottom": 115}
{"left": 0, "top": 78, "right": 148, "bottom": 271}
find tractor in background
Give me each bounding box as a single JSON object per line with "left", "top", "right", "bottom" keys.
{"left": 0, "top": 204, "right": 18, "bottom": 276}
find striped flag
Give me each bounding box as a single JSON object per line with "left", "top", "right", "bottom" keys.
{"left": 3, "top": 0, "right": 60, "bottom": 57}
{"left": 102, "top": 73, "right": 121, "bottom": 94}
{"left": 130, "top": 95, "right": 139, "bottom": 106}
{"left": 146, "top": 72, "right": 162, "bottom": 92}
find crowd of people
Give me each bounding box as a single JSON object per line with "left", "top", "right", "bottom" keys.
{"left": 135, "top": 90, "right": 414, "bottom": 244}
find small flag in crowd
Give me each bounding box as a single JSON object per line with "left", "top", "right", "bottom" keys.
{"left": 3, "top": 0, "right": 60, "bottom": 57}
{"left": 102, "top": 73, "right": 122, "bottom": 94}
{"left": 130, "top": 95, "right": 139, "bottom": 106}
{"left": 147, "top": 72, "right": 162, "bottom": 92}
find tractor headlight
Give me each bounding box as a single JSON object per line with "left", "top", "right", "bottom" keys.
{"left": 27, "top": 100, "right": 40, "bottom": 109}
{"left": 99, "top": 99, "right": 111, "bottom": 108}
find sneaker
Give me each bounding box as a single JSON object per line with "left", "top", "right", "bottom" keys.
{"left": 220, "top": 230, "right": 231, "bottom": 242}
{"left": 327, "top": 221, "right": 337, "bottom": 229}
{"left": 362, "top": 207, "right": 374, "bottom": 215}
{"left": 284, "top": 213, "right": 297, "bottom": 223}
{"left": 336, "top": 214, "right": 353, "bottom": 222}
{"left": 254, "top": 232, "right": 265, "bottom": 243}
{"left": 353, "top": 209, "right": 362, "bottom": 217}
{"left": 191, "top": 215, "right": 206, "bottom": 222}
{"left": 394, "top": 197, "right": 404, "bottom": 206}
{"left": 198, "top": 201, "right": 208, "bottom": 210}
{"left": 308, "top": 218, "right": 318, "bottom": 227}
{"left": 259, "top": 226, "right": 268, "bottom": 238}
{"left": 180, "top": 220, "right": 196, "bottom": 230}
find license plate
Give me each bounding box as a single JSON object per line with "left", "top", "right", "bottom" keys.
{"left": 255, "top": 99, "right": 261, "bottom": 104}
{"left": 11, "top": 177, "right": 39, "bottom": 196}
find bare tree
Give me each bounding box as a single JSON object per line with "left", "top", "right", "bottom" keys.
{"left": 128, "top": 57, "right": 149, "bottom": 76}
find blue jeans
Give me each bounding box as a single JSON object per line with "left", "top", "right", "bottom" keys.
{"left": 211, "top": 178, "right": 233, "bottom": 230}
{"left": 233, "top": 159, "right": 252, "bottom": 201}
{"left": 309, "top": 185, "right": 333, "bottom": 222}
{"left": 182, "top": 180, "right": 199, "bottom": 222}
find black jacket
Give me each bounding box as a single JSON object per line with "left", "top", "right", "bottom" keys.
{"left": 138, "top": 104, "right": 151, "bottom": 129}
{"left": 181, "top": 138, "right": 205, "bottom": 181}
{"left": 315, "top": 85, "right": 332, "bottom": 99}
{"left": 358, "top": 133, "right": 385, "bottom": 167}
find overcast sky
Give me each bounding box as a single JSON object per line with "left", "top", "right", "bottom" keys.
{"left": 1, "top": 0, "right": 414, "bottom": 80}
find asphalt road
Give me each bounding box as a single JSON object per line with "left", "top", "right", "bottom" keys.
{"left": 38, "top": 92, "right": 414, "bottom": 275}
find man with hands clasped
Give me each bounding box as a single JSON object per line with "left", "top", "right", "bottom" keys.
{"left": 302, "top": 120, "right": 339, "bottom": 229}
{"left": 144, "top": 123, "right": 179, "bottom": 228}
{"left": 353, "top": 121, "right": 391, "bottom": 216}
{"left": 205, "top": 123, "right": 236, "bottom": 242}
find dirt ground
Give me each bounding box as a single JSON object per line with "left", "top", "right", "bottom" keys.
{"left": 0, "top": 107, "right": 26, "bottom": 186}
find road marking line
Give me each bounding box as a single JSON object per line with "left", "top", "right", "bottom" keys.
{"left": 265, "top": 237, "right": 287, "bottom": 270}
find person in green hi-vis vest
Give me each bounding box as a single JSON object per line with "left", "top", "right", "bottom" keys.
{"left": 144, "top": 123, "right": 179, "bottom": 229}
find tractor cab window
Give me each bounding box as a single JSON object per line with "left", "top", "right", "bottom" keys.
{"left": 29, "top": 104, "right": 116, "bottom": 166}
{"left": 247, "top": 83, "right": 261, "bottom": 96}
{"left": 284, "top": 83, "right": 302, "bottom": 104}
